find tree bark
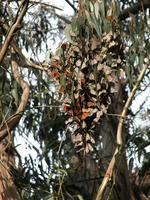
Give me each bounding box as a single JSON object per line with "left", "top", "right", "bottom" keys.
{"left": 0, "top": 143, "right": 20, "bottom": 200}
{"left": 66, "top": 85, "right": 134, "bottom": 200}
{"left": 96, "top": 84, "right": 134, "bottom": 200}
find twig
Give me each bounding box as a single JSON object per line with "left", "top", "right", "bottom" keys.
{"left": 1, "top": 21, "right": 49, "bottom": 71}
{"left": 29, "top": 0, "right": 63, "bottom": 11}
{"left": 55, "top": 13, "right": 71, "bottom": 24}
{"left": 65, "top": 0, "right": 77, "bottom": 12}
{"left": 96, "top": 63, "right": 149, "bottom": 200}
{"left": 0, "top": 0, "right": 29, "bottom": 65}
{"left": 0, "top": 48, "right": 30, "bottom": 141}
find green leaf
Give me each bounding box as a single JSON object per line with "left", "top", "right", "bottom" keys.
{"left": 77, "top": 194, "right": 84, "bottom": 200}
{"left": 94, "top": 1, "right": 100, "bottom": 19}
{"left": 55, "top": 47, "right": 63, "bottom": 57}
{"left": 85, "top": 10, "right": 93, "bottom": 27}
{"left": 59, "top": 73, "right": 66, "bottom": 86}
{"left": 64, "top": 25, "right": 76, "bottom": 44}
{"left": 103, "top": 18, "right": 112, "bottom": 32}
{"left": 91, "top": 13, "right": 101, "bottom": 36}
{"left": 139, "top": 51, "right": 144, "bottom": 69}
{"left": 89, "top": 2, "right": 94, "bottom": 12}
{"left": 71, "top": 16, "right": 79, "bottom": 33}
{"left": 99, "top": 0, "right": 105, "bottom": 18}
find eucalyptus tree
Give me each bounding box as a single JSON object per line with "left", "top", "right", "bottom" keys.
{"left": 0, "top": 0, "right": 150, "bottom": 200}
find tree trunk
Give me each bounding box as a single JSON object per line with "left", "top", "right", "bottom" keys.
{"left": 0, "top": 142, "right": 20, "bottom": 200}
{"left": 96, "top": 86, "right": 134, "bottom": 200}
{"left": 99, "top": 117, "right": 133, "bottom": 200}
{"left": 67, "top": 86, "right": 134, "bottom": 200}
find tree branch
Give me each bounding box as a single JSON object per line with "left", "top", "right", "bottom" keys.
{"left": 119, "top": 0, "right": 150, "bottom": 21}
{"left": 96, "top": 61, "right": 149, "bottom": 200}
{"left": 55, "top": 13, "right": 71, "bottom": 24}
{"left": 1, "top": 21, "right": 49, "bottom": 72}
{"left": 0, "top": 48, "right": 30, "bottom": 142}
{"left": 65, "top": 0, "right": 77, "bottom": 12}
{"left": 0, "top": 0, "right": 29, "bottom": 65}
{"left": 29, "top": 0, "right": 63, "bottom": 11}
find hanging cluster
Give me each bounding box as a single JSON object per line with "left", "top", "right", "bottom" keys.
{"left": 49, "top": 31, "right": 126, "bottom": 153}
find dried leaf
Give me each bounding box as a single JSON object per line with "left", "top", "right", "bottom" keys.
{"left": 91, "top": 39, "right": 99, "bottom": 50}
{"left": 90, "top": 89, "right": 97, "bottom": 95}
{"left": 65, "top": 69, "right": 72, "bottom": 77}
{"left": 74, "top": 92, "right": 79, "bottom": 99}
{"left": 76, "top": 59, "right": 82, "bottom": 67}
{"left": 95, "top": 54, "right": 101, "bottom": 61}
{"left": 87, "top": 101, "right": 95, "bottom": 107}
{"left": 72, "top": 45, "right": 80, "bottom": 52}
{"left": 101, "top": 104, "right": 107, "bottom": 113}
{"left": 66, "top": 117, "right": 73, "bottom": 124}
{"left": 76, "top": 141, "right": 83, "bottom": 147}
{"left": 108, "top": 40, "right": 116, "bottom": 48}
{"left": 86, "top": 133, "right": 95, "bottom": 143}
{"left": 97, "top": 63, "right": 104, "bottom": 71}
{"left": 73, "top": 133, "right": 82, "bottom": 142}
{"left": 89, "top": 73, "right": 95, "bottom": 80}
{"left": 117, "top": 57, "right": 121, "bottom": 63}
{"left": 82, "top": 121, "right": 87, "bottom": 128}
{"left": 81, "top": 62, "right": 86, "bottom": 69}
{"left": 97, "top": 83, "right": 101, "bottom": 90}
{"left": 81, "top": 112, "right": 88, "bottom": 120}
{"left": 88, "top": 108, "right": 98, "bottom": 116}
{"left": 59, "top": 85, "right": 65, "bottom": 93}
{"left": 85, "top": 143, "right": 93, "bottom": 153}
{"left": 51, "top": 71, "right": 60, "bottom": 78}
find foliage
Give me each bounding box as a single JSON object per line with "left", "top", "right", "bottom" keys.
{"left": 0, "top": 0, "right": 150, "bottom": 200}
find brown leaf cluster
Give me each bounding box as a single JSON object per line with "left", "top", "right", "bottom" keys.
{"left": 50, "top": 31, "right": 126, "bottom": 153}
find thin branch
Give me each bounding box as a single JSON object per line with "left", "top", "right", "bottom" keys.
{"left": 29, "top": 0, "right": 63, "bottom": 11}
{"left": 65, "top": 0, "right": 77, "bottom": 12}
{"left": 1, "top": 21, "right": 49, "bottom": 72}
{"left": 96, "top": 62, "right": 149, "bottom": 200}
{"left": 0, "top": 0, "right": 29, "bottom": 65}
{"left": 0, "top": 48, "right": 30, "bottom": 142}
{"left": 12, "top": 41, "right": 49, "bottom": 71}
{"left": 55, "top": 13, "right": 71, "bottom": 24}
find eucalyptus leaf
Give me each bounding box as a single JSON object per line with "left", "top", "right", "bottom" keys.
{"left": 59, "top": 73, "right": 66, "bottom": 86}
{"left": 71, "top": 16, "right": 79, "bottom": 33}
{"left": 64, "top": 25, "right": 75, "bottom": 44}
{"left": 77, "top": 194, "right": 84, "bottom": 200}
{"left": 55, "top": 47, "right": 63, "bottom": 57}
{"left": 85, "top": 10, "right": 94, "bottom": 27}
{"left": 91, "top": 13, "right": 101, "bottom": 36}
{"left": 89, "top": 2, "right": 94, "bottom": 12}
{"left": 139, "top": 51, "right": 144, "bottom": 69}
{"left": 99, "top": 0, "right": 105, "bottom": 18}
{"left": 94, "top": 1, "right": 100, "bottom": 19}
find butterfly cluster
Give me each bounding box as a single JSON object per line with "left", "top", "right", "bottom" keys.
{"left": 49, "top": 31, "right": 126, "bottom": 153}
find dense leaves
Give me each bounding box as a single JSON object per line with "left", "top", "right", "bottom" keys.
{"left": 50, "top": 30, "right": 126, "bottom": 153}
{"left": 0, "top": 0, "right": 150, "bottom": 200}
